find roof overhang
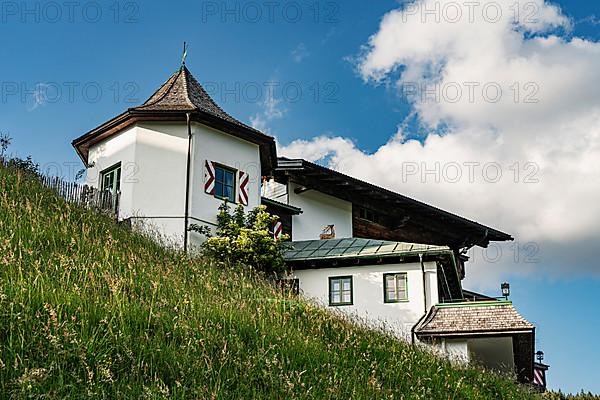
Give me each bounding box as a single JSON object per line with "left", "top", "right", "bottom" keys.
{"left": 72, "top": 109, "right": 277, "bottom": 175}
{"left": 534, "top": 362, "right": 549, "bottom": 371}
{"left": 261, "top": 197, "right": 303, "bottom": 215}
{"left": 416, "top": 328, "right": 535, "bottom": 338}
{"left": 285, "top": 246, "right": 456, "bottom": 270}
{"left": 284, "top": 239, "right": 455, "bottom": 268}
{"left": 289, "top": 249, "right": 455, "bottom": 269}
{"left": 274, "top": 158, "right": 513, "bottom": 248}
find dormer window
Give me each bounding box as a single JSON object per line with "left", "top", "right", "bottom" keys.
{"left": 214, "top": 165, "right": 236, "bottom": 202}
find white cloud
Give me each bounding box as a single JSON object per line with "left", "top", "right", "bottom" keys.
{"left": 291, "top": 42, "right": 310, "bottom": 63}
{"left": 29, "top": 83, "right": 51, "bottom": 111}
{"left": 280, "top": 0, "right": 600, "bottom": 287}
{"left": 250, "top": 94, "right": 286, "bottom": 134}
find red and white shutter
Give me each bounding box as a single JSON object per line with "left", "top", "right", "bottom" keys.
{"left": 533, "top": 368, "right": 545, "bottom": 387}
{"left": 273, "top": 221, "right": 283, "bottom": 240}
{"left": 238, "top": 170, "right": 249, "bottom": 205}
{"left": 204, "top": 160, "right": 215, "bottom": 194}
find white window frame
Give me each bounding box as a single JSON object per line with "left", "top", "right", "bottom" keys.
{"left": 384, "top": 273, "right": 408, "bottom": 303}
{"left": 329, "top": 276, "right": 353, "bottom": 306}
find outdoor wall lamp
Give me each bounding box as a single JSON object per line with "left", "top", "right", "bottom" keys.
{"left": 536, "top": 350, "right": 544, "bottom": 363}
{"left": 501, "top": 282, "right": 510, "bottom": 299}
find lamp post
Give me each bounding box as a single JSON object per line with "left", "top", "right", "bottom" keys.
{"left": 536, "top": 350, "right": 544, "bottom": 364}
{"left": 501, "top": 282, "right": 510, "bottom": 300}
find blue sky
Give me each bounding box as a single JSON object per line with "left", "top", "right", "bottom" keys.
{"left": 2, "top": 0, "right": 600, "bottom": 393}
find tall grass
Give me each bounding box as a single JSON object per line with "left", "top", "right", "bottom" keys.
{"left": 0, "top": 165, "right": 539, "bottom": 399}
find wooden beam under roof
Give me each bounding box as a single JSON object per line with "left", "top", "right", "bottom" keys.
{"left": 274, "top": 157, "right": 511, "bottom": 248}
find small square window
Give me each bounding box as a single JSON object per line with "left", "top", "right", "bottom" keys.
{"left": 214, "top": 165, "right": 236, "bottom": 202}
{"left": 384, "top": 273, "right": 408, "bottom": 303}
{"left": 329, "top": 276, "right": 353, "bottom": 306}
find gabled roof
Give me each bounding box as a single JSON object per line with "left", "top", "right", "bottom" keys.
{"left": 72, "top": 66, "right": 277, "bottom": 174}
{"left": 415, "top": 301, "right": 534, "bottom": 337}
{"left": 274, "top": 157, "right": 513, "bottom": 248}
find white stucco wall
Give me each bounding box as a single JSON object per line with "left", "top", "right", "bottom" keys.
{"left": 291, "top": 261, "right": 439, "bottom": 338}
{"left": 288, "top": 183, "right": 353, "bottom": 241}
{"left": 130, "top": 123, "right": 189, "bottom": 245}
{"left": 86, "top": 125, "right": 137, "bottom": 221}
{"left": 435, "top": 339, "right": 470, "bottom": 363}
{"left": 85, "top": 121, "right": 262, "bottom": 248}
{"left": 190, "top": 122, "right": 261, "bottom": 228}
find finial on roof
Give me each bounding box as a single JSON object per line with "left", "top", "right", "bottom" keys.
{"left": 181, "top": 42, "right": 188, "bottom": 69}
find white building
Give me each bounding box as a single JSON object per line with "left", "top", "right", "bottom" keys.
{"left": 72, "top": 63, "right": 545, "bottom": 388}
{"left": 73, "top": 65, "right": 276, "bottom": 250}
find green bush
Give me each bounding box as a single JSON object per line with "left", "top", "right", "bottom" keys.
{"left": 192, "top": 202, "right": 289, "bottom": 275}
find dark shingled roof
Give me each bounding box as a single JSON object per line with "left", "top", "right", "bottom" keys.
{"left": 135, "top": 66, "right": 258, "bottom": 132}
{"left": 72, "top": 66, "right": 277, "bottom": 173}
{"left": 415, "top": 301, "right": 534, "bottom": 337}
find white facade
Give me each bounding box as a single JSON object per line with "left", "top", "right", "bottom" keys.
{"left": 290, "top": 261, "right": 439, "bottom": 338}
{"left": 86, "top": 125, "right": 138, "bottom": 219}
{"left": 85, "top": 121, "right": 262, "bottom": 248}
{"left": 287, "top": 182, "right": 353, "bottom": 241}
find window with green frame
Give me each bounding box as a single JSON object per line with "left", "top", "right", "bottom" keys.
{"left": 100, "top": 163, "right": 121, "bottom": 196}
{"left": 329, "top": 276, "right": 353, "bottom": 306}
{"left": 384, "top": 273, "right": 408, "bottom": 303}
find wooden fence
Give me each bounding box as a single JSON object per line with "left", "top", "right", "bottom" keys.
{"left": 39, "top": 175, "right": 120, "bottom": 217}
{"left": 0, "top": 156, "right": 119, "bottom": 217}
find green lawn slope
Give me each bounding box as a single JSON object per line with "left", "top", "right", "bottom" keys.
{"left": 0, "top": 165, "right": 539, "bottom": 399}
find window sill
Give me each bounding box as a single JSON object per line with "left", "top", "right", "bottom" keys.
{"left": 214, "top": 195, "right": 236, "bottom": 203}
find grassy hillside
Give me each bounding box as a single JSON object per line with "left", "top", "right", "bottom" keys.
{"left": 0, "top": 164, "right": 539, "bottom": 399}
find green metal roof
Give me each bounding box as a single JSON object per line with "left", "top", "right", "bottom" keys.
{"left": 283, "top": 238, "right": 449, "bottom": 262}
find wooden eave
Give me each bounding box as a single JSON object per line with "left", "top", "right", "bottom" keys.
{"left": 274, "top": 158, "right": 513, "bottom": 248}
{"left": 72, "top": 109, "right": 277, "bottom": 175}
{"left": 416, "top": 328, "right": 535, "bottom": 338}
{"left": 261, "top": 197, "right": 303, "bottom": 215}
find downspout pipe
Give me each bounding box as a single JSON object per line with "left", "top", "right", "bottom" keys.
{"left": 420, "top": 253, "right": 428, "bottom": 314}
{"left": 183, "top": 112, "right": 193, "bottom": 253}
{"left": 411, "top": 253, "right": 429, "bottom": 345}
{"left": 411, "top": 312, "right": 428, "bottom": 345}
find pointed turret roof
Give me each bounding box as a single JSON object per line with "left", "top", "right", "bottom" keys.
{"left": 135, "top": 67, "right": 249, "bottom": 127}
{"left": 73, "top": 66, "right": 276, "bottom": 173}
